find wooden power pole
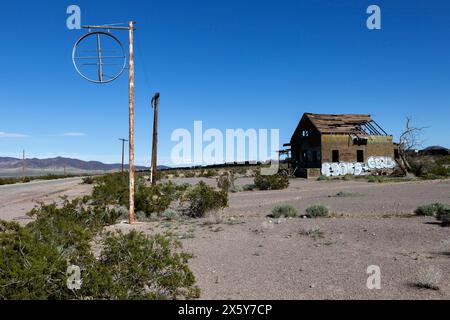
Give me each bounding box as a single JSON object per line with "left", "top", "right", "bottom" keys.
{"left": 151, "top": 93, "right": 160, "bottom": 186}
{"left": 119, "top": 138, "right": 128, "bottom": 174}
{"left": 128, "top": 21, "right": 135, "bottom": 224}
{"left": 22, "top": 150, "right": 26, "bottom": 180}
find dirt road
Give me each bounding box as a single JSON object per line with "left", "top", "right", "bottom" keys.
{"left": 0, "top": 177, "right": 92, "bottom": 223}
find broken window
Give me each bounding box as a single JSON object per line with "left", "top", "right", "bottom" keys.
{"left": 332, "top": 150, "right": 340, "bottom": 163}
{"left": 357, "top": 150, "right": 364, "bottom": 163}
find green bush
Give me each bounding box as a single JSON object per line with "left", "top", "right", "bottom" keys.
{"left": 414, "top": 203, "right": 445, "bottom": 216}
{"left": 0, "top": 221, "right": 69, "bottom": 299}
{"left": 436, "top": 156, "right": 450, "bottom": 166}
{"left": 97, "top": 230, "right": 200, "bottom": 299}
{"left": 216, "top": 172, "right": 236, "bottom": 193}
{"left": 242, "top": 184, "right": 257, "bottom": 191}
{"left": 0, "top": 194, "right": 200, "bottom": 300}
{"left": 183, "top": 171, "right": 196, "bottom": 178}
{"left": 306, "top": 204, "right": 329, "bottom": 218}
{"left": 159, "top": 181, "right": 191, "bottom": 201}
{"left": 184, "top": 182, "right": 228, "bottom": 218}
{"left": 162, "top": 210, "right": 179, "bottom": 220}
{"left": 429, "top": 165, "right": 449, "bottom": 177}
{"left": 91, "top": 174, "right": 172, "bottom": 216}
{"left": 135, "top": 185, "right": 171, "bottom": 216}
{"left": 272, "top": 204, "right": 298, "bottom": 218}
{"left": 82, "top": 176, "right": 95, "bottom": 184}
{"left": 254, "top": 174, "right": 289, "bottom": 190}
{"left": 0, "top": 177, "right": 19, "bottom": 185}
{"left": 436, "top": 204, "right": 450, "bottom": 226}
{"left": 317, "top": 175, "right": 330, "bottom": 181}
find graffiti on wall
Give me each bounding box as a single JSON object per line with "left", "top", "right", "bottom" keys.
{"left": 321, "top": 156, "right": 396, "bottom": 177}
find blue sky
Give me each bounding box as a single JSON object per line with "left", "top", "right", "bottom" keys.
{"left": 0, "top": 0, "right": 449, "bottom": 166}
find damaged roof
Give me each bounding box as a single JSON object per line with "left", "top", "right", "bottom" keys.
{"left": 304, "top": 113, "right": 376, "bottom": 134}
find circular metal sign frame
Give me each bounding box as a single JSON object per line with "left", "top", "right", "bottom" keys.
{"left": 72, "top": 31, "right": 127, "bottom": 84}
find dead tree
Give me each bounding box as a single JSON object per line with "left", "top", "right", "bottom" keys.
{"left": 398, "top": 117, "right": 427, "bottom": 174}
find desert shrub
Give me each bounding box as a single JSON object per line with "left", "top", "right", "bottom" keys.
{"left": 98, "top": 230, "right": 200, "bottom": 299}
{"left": 82, "top": 176, "right": 95, "bottom": 184}
{"left": 254, "top": 174, "right": 289, "bottom": 190}
{"left": 436, "top": 156, "right": 450, "bottom": 166}
{"left": 232, "top": 167, "right": 248, "bottom": 175}
{"left": 271, "top": 204, "right": 298, "bottom": 218}
{"left": 414, "top": 266, "right": 442, "bottom": 290}
{"left": 429, "top": 165, "right": 449, "bottom": 177}
{"left": 317, "top": 175, "right": 330, "bottom": 181}
{"left": 306, "top": 204, "right": 329, "bottom": 218}
{"left": 436, "top": 204, "right": 450, "bottom": 226}
{"left": 183, "top": 171, "right": 196, "bottom": 178}
{"left": 184, "top": 182, "right": 228, "bottom": 218}
{"left": 230, "top": 186, "right": 243, "bottom": 193}
{"left": 134, "top": 185, "right": 171, "bottom": 216}
{"left": 414, "top": 203, "right": 445, "bottom": 217}
{"left": 0, "top": 177, "right": 19, "bottom": 185}
{"left": 242, "top": 184, "right": 257, "bottom": 191}
{"left": 159, "top": 181, "right": 191, "bottom": 201}
{"left": 216, "top": 172, "right": 236, "bottom": 193}
{"left": 201, "top": 169, "right": 217, "bottom": 178}
{"left": 92, "top": 173, "right": 129, "bottom": 206}
{"left": 0, "top": 221, "right": 70, "bottom": 299}
{"left": 0, "top": 221, "right": 200, "bottom": 299}
{"left": 162, "top": 210, "right": 178, "bottom": 221}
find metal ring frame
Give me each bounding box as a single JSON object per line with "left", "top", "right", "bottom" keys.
{"left": 72, "top": 31, "right": 127, "bottom": 84}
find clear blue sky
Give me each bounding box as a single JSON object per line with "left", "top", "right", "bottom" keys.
{"left": 0, "top": 0, "right": 449, "bottom": 166}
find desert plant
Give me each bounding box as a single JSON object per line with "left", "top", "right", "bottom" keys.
{"left": 429, "top": 165, "right": 449, "bottom": 177}
{"left": 162, "top": 210, "right": 179, "bottom": 221}
{"left": 271, "top": 204, "right": 298, "bottom": 218}
{"left": 98, "top": 230, "right": 200, "bottom": 299}
{"left": 134, "top": 185, "right": 171, "bottom": 216}
{"left": 254, "top": 174, "right": 289, "bottom": 190}
{"left": 82, "top": 176, "right": 95, "bottom": 184}
{"left": 414, "top": 203, "right": 446, "bottom": 217}
{"left": 414, "top": 266, "right": 442, "bottom": 290}
{"left": 317, "top": 175, "right": 330, "bottom": 181}
{"left": 306, "top": 204, "right": 329, "bottom": 218}
{"left": 242, "top": 184, "right": 257, "bottom": 191}
{"left": 159, "top": 181, "right": 191, "bottom": 201}
{"left": 436, "top": 204, "right": 450, "bottom": 226}
{"left": 184, "top": 182, "right": 228, "bottom": 218}
{"left": 216, "top": 172, "right": 236, "bottom": 193}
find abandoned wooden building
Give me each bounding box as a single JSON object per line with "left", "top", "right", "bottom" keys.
{"left": 285, "top": 113, "right": 398, "bottom": 179}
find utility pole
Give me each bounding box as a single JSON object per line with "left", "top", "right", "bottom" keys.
{"left": 73, "top": 21, "right": 137, "bottom": 225}
{"left": 119, "top": 138, "right": 128, "bottom": 174}
{"left": 22, "top": 150, "right": 26, "bottom": 180}
{"left": 151, "top": 92, "right": 160, "bottom": 186}
{"left": 128, "top": 21, "right": 135, "bottom": 225}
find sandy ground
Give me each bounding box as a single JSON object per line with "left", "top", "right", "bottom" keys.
{"left": 0, "top": 177, "right": 91, "bottom": 223}
{"left": 1, "top": 176, "right": 449, "bottom": 299}
{"left": 114, "top": 178, "right": 450, "bottom": 300}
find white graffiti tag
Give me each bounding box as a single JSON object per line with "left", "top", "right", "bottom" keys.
{"left": 322, "top": 156, "right": 396, "bottom": 177}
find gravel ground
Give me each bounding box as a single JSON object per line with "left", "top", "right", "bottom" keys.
{"left": 114, "top": 178, "right": 450, "bottom": 300}
{"left": 1, "top": 176, "right": 449, "bottom": 299}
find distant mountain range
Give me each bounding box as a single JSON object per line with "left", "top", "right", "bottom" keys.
{"left": 0, "top": 157, "right": 170, "bottom": 177}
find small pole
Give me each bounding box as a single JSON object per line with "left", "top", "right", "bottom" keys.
{"left": 119, "top": 138, "right": 128, "bottom": 174}
{"left": 22, "top": 150, "right": 26, "bottom": 180}
{"left": 151, "top": 93, "right": 160, "bottom": 186}
{"left": 128, "top": 21, "right": 135, "bottom": 225}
